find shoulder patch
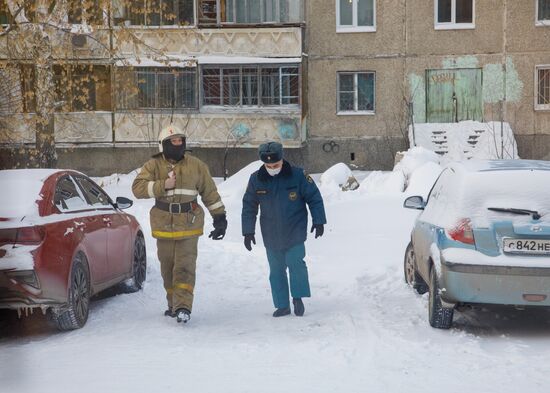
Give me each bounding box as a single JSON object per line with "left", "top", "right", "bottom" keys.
{"left": 303, "top": 171, "right": 314, "bottom": 184}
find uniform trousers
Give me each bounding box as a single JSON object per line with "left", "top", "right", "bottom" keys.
{"left": 265, "top": 242, "right": 311, "bottom": 309}
{"left": 157, "top": 237, "right": 198, "bottom": 312}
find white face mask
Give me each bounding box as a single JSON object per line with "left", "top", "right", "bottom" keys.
{"left": 266, "top": 166, "right": 282, "bottom": 176}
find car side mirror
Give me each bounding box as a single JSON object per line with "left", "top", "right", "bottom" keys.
{"left": 115, "top": 196, "right": 133, "bottom": 210}
{"left": 403, "top": 195, "right": 425, "bottom": 210}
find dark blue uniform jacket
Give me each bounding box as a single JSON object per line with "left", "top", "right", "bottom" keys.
{"left": 242, "top": 161, "right": 327, "bottom": 251}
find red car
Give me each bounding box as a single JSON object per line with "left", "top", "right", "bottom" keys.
{"left": 0, "top": 169, "right": 146, "bottom": 330}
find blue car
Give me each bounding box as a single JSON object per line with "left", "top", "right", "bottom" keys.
{"left": 403, "top": 159, "right": 550, "bottom": 329}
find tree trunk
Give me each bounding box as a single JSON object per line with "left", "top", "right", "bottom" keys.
{"left": 34, "top": 35, "right": 57, "bottom": 168}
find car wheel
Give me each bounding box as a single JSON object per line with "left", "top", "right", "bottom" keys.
{"left": 49, "top": 253, "right": 90, "bottom": 331}
{"left": 404, "top": 242, "right": 429, "bottom": 294}
{"left": 126, "top": 234, "right": 146, "bottom": 292}
{"left": 428, "top": 266, "right": 454, "bottom": 329}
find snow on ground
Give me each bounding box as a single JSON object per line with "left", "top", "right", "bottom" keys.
{"left": 1, "top": 157, "right": 550, "bottom": 393}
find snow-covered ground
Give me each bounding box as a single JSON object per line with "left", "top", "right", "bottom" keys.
{"left": 2, "top": 153, "right": 550, "bottom": 393}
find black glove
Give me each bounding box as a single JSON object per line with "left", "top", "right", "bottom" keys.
{"left": 310, "top": 224, "right": 324, "bottom": 239}
{"left": 244, "top": 234, "right": 256, "bottom": 251}
{"left": 209, "top": 213, "right": 227, "bottom": 240}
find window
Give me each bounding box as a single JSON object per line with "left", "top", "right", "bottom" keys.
{"left": 54, "top": 65, "right": 111, "bottom": 112}
{"left": 435, "top": 0, "right": 474, "bottom": 30}
{"left": 201, "top": 65, "right": 300, "bottom": 107}
{"left": 198, "top": 0, "right": 303, "bottom": 24}
{"left": 0, "top": 0, "right": 11, "bottom": 24}
{"left": 126, "top": 0, "right": 194, "bottom": 26}
{"left": 336, "top": 0, "right": 375, "bottom": 32}
{"left": 337, "top": 72, "right": 375, "bottom": 114}
{"left": 54, "top": 177, "right": 89, "bottom": 212}
{"left": 116, "top": 67, "right": 196, "bottom": 110}
{"left": 74, "top": 176, "right": 112, "bottom": 208}
{"left": 68, "top": 0, "right": 104, "bottom": 24}
{"left": 537, "top": 0, "right": 550, "bottom": 25}
{"left": 536, "top": 66, "right": 550, "bottom": 110}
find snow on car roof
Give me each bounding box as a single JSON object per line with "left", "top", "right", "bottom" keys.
{"left": 0, "top": 169, "right": 61, "bottom": 218}
{"left": 454, "top": 159, "right": 550, "bottom": 173}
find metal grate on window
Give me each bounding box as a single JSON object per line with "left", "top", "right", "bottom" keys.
{"left": 202, "top": 65, "right": 300, "bottom": 108}
{"left": 338, "top": 72, "right": 375, "bottom": 113}
{"left": 538, "top": 68, "right": 550, "bottom": 106}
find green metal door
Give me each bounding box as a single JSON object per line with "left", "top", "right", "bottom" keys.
{"left": 426, "top": 68, "right": 482, "bottom": 123}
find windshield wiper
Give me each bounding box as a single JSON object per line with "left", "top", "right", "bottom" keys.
{"left": 487, "top": 207, "right": 541, "bottom": 220}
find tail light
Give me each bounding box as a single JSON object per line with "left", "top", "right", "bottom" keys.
{"left": 0, "top": 226, "right": 46, "bottom": 246}
{"left": 448, "top": 218, "right": 475, "bottom": 245}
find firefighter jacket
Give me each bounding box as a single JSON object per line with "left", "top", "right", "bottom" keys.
{"left": 132, "top": 154, "right": 225, "bottom": 240}
{"left": 241, "top": 160, "right": 327, "bottom": 251}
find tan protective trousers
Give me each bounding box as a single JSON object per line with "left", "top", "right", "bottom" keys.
{"left": 156, "top": 237, "right": 199, "bottom": 313}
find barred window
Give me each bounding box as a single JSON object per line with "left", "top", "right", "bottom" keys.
{"left": 536, "top": 66, "right": 550, "bottom": 110}
{"left": 337, "top": 72, "right": 375, "bottom": 114}
{"left": 201, "top": 65, "right": 299, "bottom": 107}
{"left": 117, "top": 67, "right": 196, "bottom": 110}
{"left": 126, "top": 0, "right": 194, "bottom": 26}
{"left": 53, "top": 65, "right": 111, "bottom": 112}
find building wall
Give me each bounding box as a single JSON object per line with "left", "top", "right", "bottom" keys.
{"left": 307, "top": 0, "right": 550, "bottom": 168}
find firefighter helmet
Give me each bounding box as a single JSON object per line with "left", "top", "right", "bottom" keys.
{"left": 158, "top": 125, "right": 185, "bottom": 153}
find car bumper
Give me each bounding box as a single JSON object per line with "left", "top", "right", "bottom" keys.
{"left": 440, "top": 259, "right": 550, "bottom": 306}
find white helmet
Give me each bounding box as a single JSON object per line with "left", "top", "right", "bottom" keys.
{"left": 158, "top": 125, "right": 185, "bottom": 153}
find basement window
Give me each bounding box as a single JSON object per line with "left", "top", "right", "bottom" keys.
{"left": 537, "top": 0, "right": 550, "bottom": 25}
{"left": 536, "top": 66, "right": 550, "bottom": 110}
{"left": 434, "top": 0, "right": 474, "bottom": 30}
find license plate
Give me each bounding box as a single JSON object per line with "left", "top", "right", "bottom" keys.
{"left": 503, "top": 238, "right": 550, "bottom": 255}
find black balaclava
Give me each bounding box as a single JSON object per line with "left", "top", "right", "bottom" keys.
{"left": 162, "top": 137, "right": 186, "bottom": 162}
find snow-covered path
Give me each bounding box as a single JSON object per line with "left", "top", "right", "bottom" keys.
{"left": 1, "top": 168, "right": 550, "bottom": 393}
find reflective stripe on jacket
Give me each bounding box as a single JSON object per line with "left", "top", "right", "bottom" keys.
{"left": 132, "top": 154, "right": 225, "bottom": 240}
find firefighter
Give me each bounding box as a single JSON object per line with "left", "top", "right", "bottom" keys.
{"left": 241, "top": 142, "right": 326, "bottom": 317}
{"left": 132, "top": 125, "right": 227, "bottom": 324}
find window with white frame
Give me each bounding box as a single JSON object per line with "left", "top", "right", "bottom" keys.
{"left": 536, "top": 66, "right": 550, "bottom": 110}
{"left": 201, "top": 65, "right": 300, "bottom": 107}
{"left": 337, "top": 72, "right": 375, "bottom": 114}
{"left": 435, "top": 0, "right": 474, "bottom": 29}
{"left": 537, "top": 0, "right": 550, "bottom": 24}
{"left": 337, "top": 0, "right": 375, "bottom": 32}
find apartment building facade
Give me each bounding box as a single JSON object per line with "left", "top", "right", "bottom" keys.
{"left": 0, "top": 0, "right": 306, "bottom": 175}
{"left": 307, "top": 0, "right": 550, "bottom": 171}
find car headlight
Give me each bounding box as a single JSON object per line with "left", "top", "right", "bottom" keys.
{"left": 6, "top": 270, "right": 40, "bottom": 289}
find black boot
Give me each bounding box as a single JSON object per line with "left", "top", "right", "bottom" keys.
{"left": 293, "top": 298, "right": 305, "bottom": 316}
{"left": 272, "top": 307, "right": 291, "bottom": 317}
{"left": 175, "top": 308, "right": 191, "bottom": 324}
{"left": 164, "top": 308, "right": 175, "bottom": 317}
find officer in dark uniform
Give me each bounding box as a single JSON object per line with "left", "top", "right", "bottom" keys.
{"left": 241, "top": 142, "right": 326, "bottom": 317}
